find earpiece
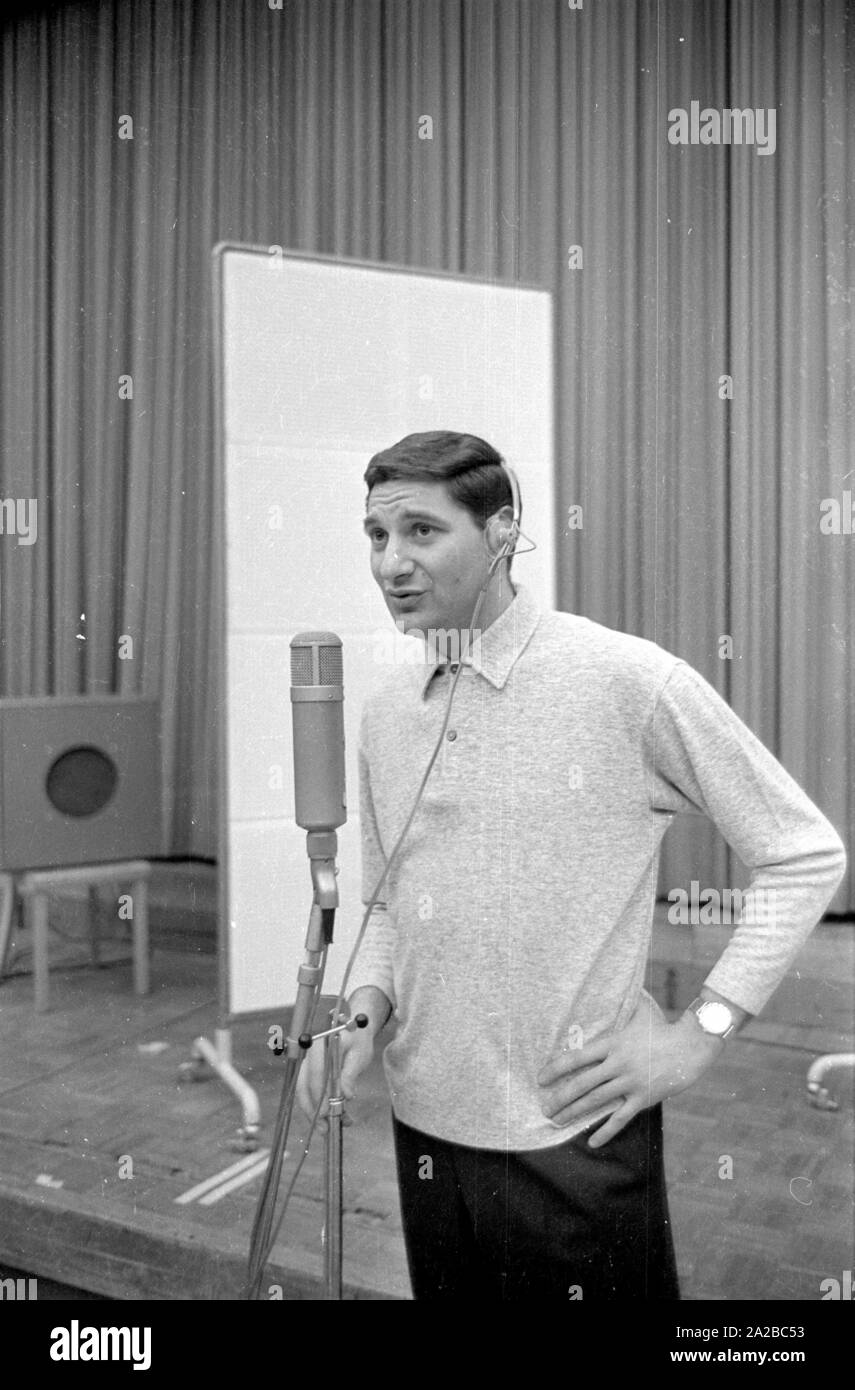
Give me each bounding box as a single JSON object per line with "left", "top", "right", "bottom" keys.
{"left": 484, "top": 459, "right": 523, "bottom": 561}
{"left": 502, "top": 460, "right": 521, "bottom": 552}
{"left": 485, "top": 518, "right": 513, "bottom": 556}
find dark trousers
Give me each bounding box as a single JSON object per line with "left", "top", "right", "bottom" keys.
{"left": 392, "top": 1106, "right": 681, "bottom": 1300}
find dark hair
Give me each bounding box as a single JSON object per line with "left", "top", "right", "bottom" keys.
{"left": 364, "top": 430, "right": 519, "bottom": 567}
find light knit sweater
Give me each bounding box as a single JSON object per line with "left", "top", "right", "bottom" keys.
{"left": 348, "top": 583, "right": 846, "bottom": 1150}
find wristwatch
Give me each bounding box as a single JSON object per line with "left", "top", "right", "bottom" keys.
{"left": 687, "top": 996, "right": 738, "bottom": 1041}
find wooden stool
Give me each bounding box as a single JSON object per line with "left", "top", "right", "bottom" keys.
{"left": 17, "top": 861, "right": 152, "bottom": 1013}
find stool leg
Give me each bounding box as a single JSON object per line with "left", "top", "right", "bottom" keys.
{"left": 133, "top": 877, "right": 150, "bottom": 995}
{"left": 32, "top": 893, "right": 49, "bottom": 1013}
{"left": 0, "top": 874, "right": 15, "bottom": 978}
{"left": 89, "top": 884, "right": 100, "bottom": 966}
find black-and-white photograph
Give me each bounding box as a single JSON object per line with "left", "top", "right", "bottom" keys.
{"left": 0, "top": 0, "right": 852, "bottom": 1355}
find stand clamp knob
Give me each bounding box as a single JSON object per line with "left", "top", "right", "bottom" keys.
{"left": 296, "top": 1013, "right": 369, "bottom": 1051}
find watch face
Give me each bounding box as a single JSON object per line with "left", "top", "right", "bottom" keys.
{"left": 698, "top": 1001, "right": 732, "bottom": 1035}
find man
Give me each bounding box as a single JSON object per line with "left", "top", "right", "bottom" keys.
{"left": 298, "top": 430, "right": 846, "bottom": 1300}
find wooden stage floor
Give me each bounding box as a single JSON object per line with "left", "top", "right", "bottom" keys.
{"left": 0, "top": 899, "right": 852, "bottom": 1302}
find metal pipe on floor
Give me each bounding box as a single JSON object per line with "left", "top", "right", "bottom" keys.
{"left": 807, "top": 1053, "right": 855, "bottom": 1110}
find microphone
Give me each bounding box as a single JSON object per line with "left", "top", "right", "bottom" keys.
{"left": 289, "top": 631, "right": 347, "bottom": 834}
{"left": 246, "top": 634, "right": 347, "bottom": 1297}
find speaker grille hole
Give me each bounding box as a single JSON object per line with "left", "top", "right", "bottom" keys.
{"left": 46, "top": 745, "right": 118, "bottom": 817}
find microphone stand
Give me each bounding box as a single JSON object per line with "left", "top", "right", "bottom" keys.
{"left": 283, "top": 830, "right": 366, "bottom": 1300}
{"left": 325, "top": 1028, "right": 345, "bottom": 1300}
{"left": 304, "top": 1006, "right": 350, "bottom": 1299}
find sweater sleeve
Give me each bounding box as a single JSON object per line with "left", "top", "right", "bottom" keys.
{"left": 645, "top": 661, "right": 847, "bottom": 1015}
{"left": 345, "top": 718, "right": 398, "bottom": 1008}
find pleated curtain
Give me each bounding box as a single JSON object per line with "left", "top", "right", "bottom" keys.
{"left": 1, "top": 0, "right": 851, "bottom": 910}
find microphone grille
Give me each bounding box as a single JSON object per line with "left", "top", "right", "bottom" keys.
{"left": 290, "top": 632, "right": 343, "bottom": 687}
{"left": 290, "top": 645, "right": 315, "bottom": 686}
{"left": 318, "top": 643, "right": 343, "bottom": 685}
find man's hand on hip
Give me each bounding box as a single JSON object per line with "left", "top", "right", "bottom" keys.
{"left": 536, "top": 992, "right": 726, "bottom": 1148}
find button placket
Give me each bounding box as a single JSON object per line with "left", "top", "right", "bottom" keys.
{"left": 435, "top": 664, "right": 462, "bottom": 776}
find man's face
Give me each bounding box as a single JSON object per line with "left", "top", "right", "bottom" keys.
{"left": 364, "top": 478, "right": 493, "bottom": 636}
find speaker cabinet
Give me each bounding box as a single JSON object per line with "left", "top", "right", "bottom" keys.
{"left": 0, "top": 697, "right": 162, "bottom": 871}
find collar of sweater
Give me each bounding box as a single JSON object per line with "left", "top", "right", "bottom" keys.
{"left": 418, "top": 582, "right": 542, "bottom": 698}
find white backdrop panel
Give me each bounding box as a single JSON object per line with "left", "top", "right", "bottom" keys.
{"left": 216, "top": 247, "right": 555, "bottom": 1017}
